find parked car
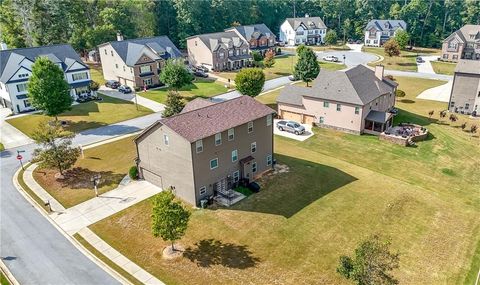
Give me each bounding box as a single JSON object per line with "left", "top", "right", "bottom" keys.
{"left": 276, "top": 120, "right": 305, "bottom": 135}
{"left": 416, "top": 56, "right": 424, "bottom": 63}
{"left": 355, "top": 40, "right": 362, "bottom": 44}
{"left": 194, "top": 70, "right": 208, "bottom": 78}
{"left": 118, "top": 85, "right": 132, "bottom": 94}
{"left": 288, "top": 75, "right": 298, "bottom": 81}
{"left": 105, "top": 80, "right": 120, "bottom": 89}
{"left": 322, "top": 55, "right": 339, "bottom": 62}
{"left": 196, "top": 65, "right": 209, "bottom": 72}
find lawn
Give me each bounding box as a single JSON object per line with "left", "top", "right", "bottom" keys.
{"left": 283, "top": 44, "right": 351, "bottom": 52}
{"left": 364, "top": 47, "right": 418, "bottom": 71}
{"left": 87, "top": 63, "right": 106, "bottom": 85}
{"left": 6, "top": 95, "right": 152, "bottom": 137}
{"left": 33, "top": 136, "right": 137, "bottom": 208}
{"left": 0, "top": 272, "right": 10, "bottom": 285}
{"left": 139, "top": 78, "right": 228, "bottom": 104}
{"left": 0, "top": 142, "right": 4, "bottom": 151}
{"left": 431, "top": 60, "right": 457, "bottom": 75}
{"left": 89, "top": 76, "right": 480, "bottom": 284}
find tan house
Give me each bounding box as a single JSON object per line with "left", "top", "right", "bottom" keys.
{"left": 276, "top": 65, "right": 397, "bottom": 134}
{"left": 98, "top": 34, "right": 181, "bottom": 88}
{"left": 225, "top": 24, "right": 276, "bottom": 56}
{"left": 441, "top": 25, "right": 480, "bottom": 62}
{"left": 448, "top": 60, "right": 480, "bottom": 116}
{"left": 134, "top": 96, "right": 275, "bottom": 206}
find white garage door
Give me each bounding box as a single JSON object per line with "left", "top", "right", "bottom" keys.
{"left": 141, "top": 168, "right": 163, "bottom": 188}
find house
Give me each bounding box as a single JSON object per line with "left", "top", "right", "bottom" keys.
{"left": 279, "top": 15, "right": 327, "bottom": 46}
{"left": 0, "top": 43, "right": 91, "bottom": 114}
{"left": 441, "top": 25, "right": 480, "bottom": 62}
{"left": 276, "top": 65, "right": 397, "bottom": 135}
{"left": 364, "top": 20, "right": 407, "bottom": 47}
{"left": 98, "top": 34, "right": 181, "bottom": 89}
{"left": 187, "top": 31, "right": 252, "bottom": 71}
{"left": 225, "top": 24, "right": 276, "bottom": 56}
{"left": 448, "top": 60, "right": 480, "bottom": 116}
{"left": 134, "top": 96, "right": 275, "bottom": 206}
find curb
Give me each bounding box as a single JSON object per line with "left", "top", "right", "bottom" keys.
{"left": 81, "top": 132, "right": 140, "bottom": 150}
{"left": 0, "top": 260, "right": 20, "bottom": 285}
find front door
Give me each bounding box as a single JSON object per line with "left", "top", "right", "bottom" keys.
{"left": 242, "top": 161, "right": 253, "bottom": 183}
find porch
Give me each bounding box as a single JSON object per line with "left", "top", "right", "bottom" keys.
{"left": 364, "top": 110, "right": 393, "bottom": 135}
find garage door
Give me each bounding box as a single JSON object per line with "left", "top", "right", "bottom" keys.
{"left": 303, "top": 115, "right": 315, "bottom": 125}
{"left": 141, "top": 168, "right": 163, "bottom": 188}
{"left": 281, "top": 110, "right": 302, "bottom": 122}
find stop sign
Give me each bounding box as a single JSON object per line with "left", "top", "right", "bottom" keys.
{"left": 16, "top": 154, "right": 22, "bottom": 160}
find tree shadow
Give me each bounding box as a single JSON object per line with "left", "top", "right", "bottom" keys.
{"left": 399, "top": 99, "right": 415, "bottom": 104}
{"left": 184, "top": 239, "right": 260, "bottom": 269}
{"left": 35, "top": 167, "right": 125, "bottom": 190}
{"left": 78, "top": 123, "right": 142, "bottom": 136}
{"left": 65, "top": 120, "right": 108, "bottom": 133}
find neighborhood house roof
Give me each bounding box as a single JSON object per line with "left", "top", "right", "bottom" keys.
{"left": 455, "top": 60, "right": 480, "bottom": 74}
{"left": 286, "top": 17, "right": 327, "bottom": 30}
{"left": 365, "top": 20, "right": 407, "bottom": 32}
{"left": 0, "top": 44, "right": 87, "bottom": 83}
{"left": 226, "top": 24, "right": 274, "bottom": 40}
{"left": 193, "top": 31, "right": 245, "bottom": 52}
{"left": 106, "top": 36, "right": 181, "bottom": 66}
{"left": 365, "top": 110, "right": 393, "bottom": 123}
{"left": 148, "top": 96, "right": 275, "bottom": 143}
{"left": 277, "top": 65, "right": 397, "bottom": 107}
{"left": 444, "top": 25, "right": 480, "bottom": 43}
{"left": 180, "top": 98, "right": 215, "bottom": 113}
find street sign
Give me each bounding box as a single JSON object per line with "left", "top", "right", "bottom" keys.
{"left": 16, "top": 154, "right": 23, "bottom": 160}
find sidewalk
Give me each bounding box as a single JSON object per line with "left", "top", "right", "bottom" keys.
{"left": 0, "top": 108, "right": 34, "bottom": 149}
{"left": 99, "top": 87, "right": 165, "bottom": 113}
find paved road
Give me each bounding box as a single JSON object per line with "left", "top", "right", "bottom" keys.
{"left": 315, "top": 44, "right": 378, "bottom": 68}
{"left": 384, "top": 69, "right": 452, "bottom": 81}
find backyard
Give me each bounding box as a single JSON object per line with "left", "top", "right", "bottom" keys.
{"left": 431, "top": 60, "right": 457, "bottom": 75}
{"left": 139, "top": 78, "right": 228, "bottom": 104}
{"left": 33, "top": 136, "right": 137, "bottom": 208}
{"left": 88, "top": 76, "right": 480, "bottom": 284}
{"left": 364, "top": 46, "right": 441, "bottom": 72}
{"left": 6, "top": 95, "right": 152, "bottom": 137}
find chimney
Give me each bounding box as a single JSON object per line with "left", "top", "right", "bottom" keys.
{"left": 375, "top": 65, "right": 384, "bottom": 80}
{"left": 116, "top": 32, "right": 124, "bottom": 41}
{"left": 305, "top": 13, "right": 309, "bottom": 18}
{"left": 0, "top": 42, "right": 7, "bottom": 51}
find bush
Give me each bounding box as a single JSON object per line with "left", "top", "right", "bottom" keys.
{"left": 129, "top": 166, "right": 138, "bottom": 180}
{"left": 235, "top": 68, "right": 265, "bottom": 97}
{"left": 384, "top": 39, "right": 401, "bottom": 57}
{"left": 395, "top": 89, "right": 406, "bottom": 97}
{"left": 385, "top": 75, "right": 395, "bottom": 81}
{"left": 276, "top": 47, "right": 282, "bottom": 54}
{"left": 234, "top": 186, "right": 253, "bottom": 196}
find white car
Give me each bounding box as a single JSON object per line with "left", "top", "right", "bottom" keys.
{"left": 322, "top": 55, "right": 339, "bottom": 62}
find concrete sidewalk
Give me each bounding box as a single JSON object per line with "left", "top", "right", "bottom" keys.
{"left": 0, "top": 108, "right": 34, "bottom": 149}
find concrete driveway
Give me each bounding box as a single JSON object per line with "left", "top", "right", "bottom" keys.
{"left": 273, "top": 119, "right": 314, "bottom": 142}
{"left": 417, "top": 55, "right": 438, "bottom": 74}
{"left": 417, "top": 80, "right": 453, "bottom": 102}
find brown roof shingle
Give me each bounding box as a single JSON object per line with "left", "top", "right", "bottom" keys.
{"left": 181, "top": 98, "right": 216, "bottom": 113}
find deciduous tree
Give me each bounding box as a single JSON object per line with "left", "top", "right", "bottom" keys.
{"left": 235, "top": 68, "right": 265, "bottom": 97}
{"left": 263, "top": 49, "right": 275, "bottom": 68}
{"left": 384, "top": 39, "right": 401, "bottom": 57}
{"left": 159, "top": 59, "right": 193, "bottom": 93}
{"left": 324, "top": 30, "right": 338, "bottom": 46}
{"left": 395, "top": 30, "right": 410, "bottom": 49}
{"left": 162, "top": 91, "right": 185, "bottom": 117}
{"left": 294, "top": 45, "right": 320, "bottom": 87}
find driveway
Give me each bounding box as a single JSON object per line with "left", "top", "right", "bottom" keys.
{"left": 417, "top": 80, "right": 453, "bottom": 102}
{"left": 0, "top": 108, "right": 34, "bottom": 149}
{"left": 417, "top": 55, "right": 438, "bottom": 74}
{"left": 273, "top": 119, "right": 314, "bottom": 142}
{"left": 99, "top": 86, "right": 165, "bottom": 112}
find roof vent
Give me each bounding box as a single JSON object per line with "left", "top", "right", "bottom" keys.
{"left": 305, "top": 14, "right": 309, "bottom": 18}
{"left": 0, "top": 42, "right": 7, "bottom": 51}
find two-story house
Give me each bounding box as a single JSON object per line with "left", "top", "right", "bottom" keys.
{"left": 187, "top": 31, "right": 252, "bottom": 72}
{"left": 225, "top": 24, "right": 276, "bottom": 56}
{"left": 98, "top": 34, "right": 181, "bottom": 88}
{"left": 441, "top": 25, "right": 480, "bottom": 62}
{"left": 135, "top": 95, "right": 275, "bottom": 206}
{"left": 276, "top": 65, "right": 397, "bottom": 134}
{"left": 364, "top": 20, "right": 407, "bottom": 47}
{"left": 0, "top": 43, "right": 91, "bottom": 114}
{"left": 279, "top": 15, "right": 327, "bottom": 46}
{"left": 448, "top": 60, "right": 480, "bottom": 116}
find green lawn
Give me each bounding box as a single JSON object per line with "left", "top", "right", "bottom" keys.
{"left": 431, "top": 61, "right": 457, "bottom": 75}
{"left": 139, "top": 78, "right": 228, "bottom": 104}
{"left": 283, "top": 44, "right": 351, "bottom": 52}
{"left": 0, "top": 143, "right": 4, "bottom": 151}
{"left": 89, "top": 76, "right": 480, "bottom": 284}
{"left": 87, "top": 63, "right": 106, "bottom": 85}
{"left": 364, "top": 47, "right": 418, "bottom": 71}
{"left": 6, "top": 95, "right": 152, "bottom": 137}
{"left": 33, "top": 136, "right": 137, "bottom": 208}
{"left": 0, "top": 272, "right": 10, "bottom": 285}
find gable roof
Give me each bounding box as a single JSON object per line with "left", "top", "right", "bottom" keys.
{"left": 365, "top": 20, "right": 407, "bottom": 32}
{"left": 0, "top": 44, "right": 87, "bottom": 83}
{"left": 190, "top": 31, "right": 245, "bottom": 52}
{"left": 181, "top": 98, "right": 216, "bottom": 113}
{"left": 455, "top": 60, "right": 480, "bottom": 75}
{"left": 226, "top": 24, "right": 275, "bottom": 41}
{"left": 285, "top": 17, "right": 327, "bottom": 30}
{"left": 104, "top": 36, "right": 181, "bottom": 66}
{"left": 444, "top": 25, "right": 480, "bottom": 43}
{"left": 138, "top": 96, "right": 275, "bottom": 143}
{"left": 277, "top": 65, "right": 396, "bottom": 107}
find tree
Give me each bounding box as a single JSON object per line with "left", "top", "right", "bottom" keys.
{"left": 31, "top": 122, "right": 80, "bottom": 176}
{"left": 0, "top": 0, "right": 27, "bottom": 48}
{"left": 324, "top": 30, "right": 338, "bottom": 46}
{"left": 159, "top": 59, "right": 192, "bottom": 93}
{"left": 395, "top": 30, "right": 410, "bottom": 49}
{"left": 162, "top": 91, "right": 185, "bottom": 117}
{"left": 263, "top": 49, "right": 275, "bottom": 68}
{"left": 89, "top": 81, "right": 99, "bottom": 95}
{"left": 337, "top": 234, "right": 400, "bottom": 285}
{"left": 235, "top": 68, "right": 265, "bottom": 97}
{"left": 151, "top": 190, "right": 190, "bottom": 251}
{"left": 28, "top": 57, "right": 72, "bottom": 120}
{"left": 384, "top": 39, "right": 401, "bottom": 57}
{"left": 251, "top": 51, "right": 263, "bottom": 66}
{"left": 294, "top": 45, "right": 320, "bottom": 87}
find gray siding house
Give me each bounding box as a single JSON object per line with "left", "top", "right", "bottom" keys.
{"left": 135, "top": 96, "right": 275, "bottom": 206}
{"left": 448, "top": 60, "right": 480, "bottom": 116}
{"left": 441, "top": 25, "right": 480, "bottom": 62}
{"left": 364, "top": 20, "right": 407, "bottom": 47}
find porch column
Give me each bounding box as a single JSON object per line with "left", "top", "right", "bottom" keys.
{"left": 371, "top": 121, "right": 375, "bottom": 131}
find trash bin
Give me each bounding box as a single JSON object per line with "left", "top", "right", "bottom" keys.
{"left": 200, "top": 199, "right": 208, "bottom": 209}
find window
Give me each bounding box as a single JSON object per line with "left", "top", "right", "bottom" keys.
{"left": 323, "top": 101, "right": 329, "bottom": 108}
{"left": 163, "top": 134, "right": 169, "bottom": 145}
{"left": 251, "top": 142, "right": 257, "bottom": 153}
{"left": 115, "top": 64, "right": 118, "bottom": 69}
{"left": 231, "top": 149, "right": 238, "bottom": 162}
{"left": 219, "top": 52, "right": 225, "bottom": 58}
{"left": 72, "top": 72, "right": 88, "bottom": 81}
{"left": 228, "top": 50, "right": 233, "bottom": 56}
{"left": 195, "top": 41, "right": 198, "bottom": 46}
{"left": 215, "top": 133, "right": 222, "bottom": 146}
{"left": 450, "top": 101, "right": 455, "bottom": 107}
{"left": 228, "top": 128, "right": 234, "bottom": 141}
{"left": 267, "top": 155, "right": 272, "bottom": 166}
{"left": 104, "top": 49, "right": 107, "bottom": 55}
{"left": 210, "top": 158, "right": 218, "bottom": 169}
{"left": 453, "top": 55, "right": 458, "bottom": 60}
{"left": 465, "top": 103, "right": 470, "bottom": 109}
{"left": 443, "top": 54, "right": 448, "bottom": 59}
{"left": 319, "top": 116, "right": 324, "bottom": 124}
{"left": 24, "top": 100, "right": 31, "bottom": 108}
{"left": 16, "top": 83, "right": 28, "bottom": 93}
{"left": 111, "top": 50, "right": 113, "bottom": 56}
{"left": 236, "top": 50, "right": 239, "bottom": 56}
{"left": 336, "top": 104, "right": 342, "bottom": 111}
{"left": 123, "top": 66, "right": 125, "bottom": 72}
{"left": 18, "top": 73, "right": 28, "bottom": 78}
{"left": 355, "top": 106, "right": 360, "bottom": 115}
{"left": 140, "top": 65, "right": 151, "bottom": 73}
{"left": 242, "top": 48, "right": 247, "bottom": 54}
{"left": 233, "top": 170, "right": 240, "bottom": 182}
{"left": 196, "top": 140, "right": 203, "bottom": 153}
{"left": 130, "top": 68, "right": 133, "bottom": 73}
{"left": 252, "top": 162, "right": 257, "bottom": 173}
{"left": 248, "top": 121, "right": 253, "bottom": 133}
{"left": 199, "top": 186, "right": 207, "bottom": 196}
{"left": 266, "top": 114, "right": 272, "bottom": 126}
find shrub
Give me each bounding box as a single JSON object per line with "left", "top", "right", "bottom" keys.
{"left": 385, "top": 75, "right": 395, "bottom": 81}
{"left": 471, "top": 125, "right": 477, "bottom": 133}
{"left": 384, "top": 39, "right": 401, "bottom": 57}
{"left": 276, "top": 47, "right": 282, "bottom": 54}
{"left": 395, "top": 89, "right": 406, "bottom": 97}
{"left": 461, "top": 122, "right": 467, "bottom": 130}
{"left": 129, "top": 166, "right": 138, "bottom": 180}
{"left": 235, "top": 68, "right": 265, "bottom": 97}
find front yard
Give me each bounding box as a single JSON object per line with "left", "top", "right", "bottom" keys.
{"left": 6, "top": 95, "right": 152, "bottom": 137}
{"left": 431, "top": 60, "right": 457, "bottom": 75}
{"left": 88, "top": 76, "right": 480, "bottom": 284}
{"left": 33, "top": 136, "right": 136, "bottom": 208}
{"left": 139, "top": 78, "right": 228, "bottom": 104}
{"left": 283, "top": 44, "right": 351, "bottom": 52}
{"left": 364, "top": 47, "right": 441, "bottom": 72}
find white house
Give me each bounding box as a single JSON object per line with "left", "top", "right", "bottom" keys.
{"left": 279, "top": 15, "right": 327, "bottom": 46}
{"left": 364, "top": 20, "right": 407, "bottom": 47}
{"left": 0, "top": 43, "right": 91, "bottom": 113}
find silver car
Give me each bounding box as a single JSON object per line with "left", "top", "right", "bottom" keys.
{"left": 276, "top": 120, "right": 305, "bottom": 135}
